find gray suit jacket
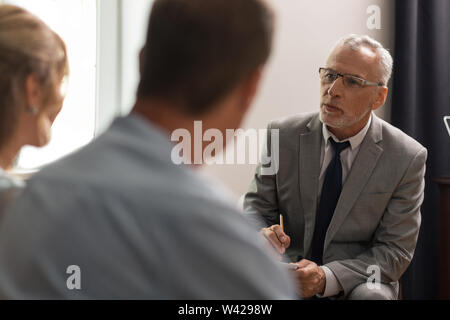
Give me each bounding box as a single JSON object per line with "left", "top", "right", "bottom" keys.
{"left": 244, "top": 112, "right": 427, "bottom": 297}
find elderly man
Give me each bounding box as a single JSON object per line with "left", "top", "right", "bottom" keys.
{"left": 244, "top": 34, "right": 427, "bottom": 300}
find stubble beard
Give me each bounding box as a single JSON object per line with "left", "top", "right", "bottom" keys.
{"left": 319, "top": 104, "right": 372, "bottom": 130}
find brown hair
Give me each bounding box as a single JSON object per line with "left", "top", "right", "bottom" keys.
{"left": 137, "top": 0, "right": 275, "bottom": 115}
{"left": 0, "top": 4, "right": 68, "bottom": 149}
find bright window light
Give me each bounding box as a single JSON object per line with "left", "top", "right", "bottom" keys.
{"left": 6, "top": 0, "right": 97, "bottom": 170}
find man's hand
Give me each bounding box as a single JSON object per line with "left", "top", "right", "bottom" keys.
{"left": 260, "top": 224, "right": 291, "bottom": 257}
{"left": 293, "top": 259, "right": 326, "bottom": 298}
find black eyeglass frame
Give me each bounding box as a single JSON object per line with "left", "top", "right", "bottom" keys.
{"left": 319, "top": 67, "right": 385, "bottom": 88}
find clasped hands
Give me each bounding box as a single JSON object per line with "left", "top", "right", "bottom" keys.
{"left": 261, "top": 225, "right": 326, "bottom": 298}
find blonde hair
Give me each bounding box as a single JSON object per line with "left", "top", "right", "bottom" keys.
{"left": 0, "top": 4, "right": 68, "bottom": 149}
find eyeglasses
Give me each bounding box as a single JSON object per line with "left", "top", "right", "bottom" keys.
{"left": 319, "top": 67, "right": 384, "bottom": 88}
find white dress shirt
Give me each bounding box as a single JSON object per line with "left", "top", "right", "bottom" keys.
{"left": 317, "top": 114, "right": 372, "bottom": 298}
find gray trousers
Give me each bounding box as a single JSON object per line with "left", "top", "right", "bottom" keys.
{"left": 347, "top": 282, "right": 399, "bottom": 300}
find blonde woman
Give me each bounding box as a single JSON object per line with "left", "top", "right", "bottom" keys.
{"left": 0, "top": 5, "right": 68, "bottom": 209}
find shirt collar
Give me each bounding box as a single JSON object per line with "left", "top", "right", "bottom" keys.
{"left": 112, "top": 112, "right": 177, "bottom": 163}
{"left": 322, "top": 113, "right": 372, "bottom": 150}
{"left": 0, "top": 167, "right": 25, "bottom": 188}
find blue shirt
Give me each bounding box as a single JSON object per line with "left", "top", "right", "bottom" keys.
{"left": 0, "top": 113, "right": 296, "bottom": 299}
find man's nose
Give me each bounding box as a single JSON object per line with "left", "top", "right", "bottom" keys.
{"left": 327, "top": 76, "right": 344, "bottom": 97}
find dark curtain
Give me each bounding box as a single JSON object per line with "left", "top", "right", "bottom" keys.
{"left": 392, "top": 0, "right": 450, "bottom": 299}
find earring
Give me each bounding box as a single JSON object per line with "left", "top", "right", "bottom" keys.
{"left": 27, "top": 106, "right": 38, "bottom": 115}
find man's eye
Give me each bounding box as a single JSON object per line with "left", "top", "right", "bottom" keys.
{"left": 325, "top": 73, "right": 336, "bottom": 80}
{"left": 345, "top": 77, "right": 361, "bottom": 86}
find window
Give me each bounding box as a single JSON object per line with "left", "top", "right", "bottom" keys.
{"left": 2, "top": 0, "right": 152, "bottom": 172}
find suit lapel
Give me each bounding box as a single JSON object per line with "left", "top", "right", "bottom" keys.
{"left": 299, "top": 115, "right": 322, "bottom": 255}
{"left": 324, "top": 115, "right": 384, "bottom": 252}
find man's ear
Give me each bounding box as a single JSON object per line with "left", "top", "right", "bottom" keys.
{"left": 372, "top": 86, "right": 388, "bottom": 111}
{"left": 24, "top": 74, "right": 42, "bottom": 113}
{"left": 239, "top": 67, "right": 264, "bottom": 113}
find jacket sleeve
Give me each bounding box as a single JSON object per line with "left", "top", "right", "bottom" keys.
{"left": 326, "top": 147, "right": 427, "bottom": 297}
{"left": 243, "top": 121, "right": 280, "bottom": 230}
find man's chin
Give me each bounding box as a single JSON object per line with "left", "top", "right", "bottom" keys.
{"left": 320, "top": 110, "right": 344, "bottom": 128}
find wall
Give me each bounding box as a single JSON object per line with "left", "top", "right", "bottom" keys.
{"left": 121, "top": 0, "right": 154, "bottom": 114}
{"left": 201, "top": 0, "right": 395, "bottom": 198}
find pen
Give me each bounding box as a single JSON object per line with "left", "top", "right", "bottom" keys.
{"left": 279, "top": 262, "right": 299, "bottom": 271}
{"left": 279, "top": 214, "right": 286, "bottom": 252}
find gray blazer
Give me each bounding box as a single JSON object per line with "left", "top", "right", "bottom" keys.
{"left": 244, "top": 112, "right": 427, "bottom": 297}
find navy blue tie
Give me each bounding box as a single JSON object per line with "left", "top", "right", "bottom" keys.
{"left": 311, "top": 138, "right": 350, "bottom": 265}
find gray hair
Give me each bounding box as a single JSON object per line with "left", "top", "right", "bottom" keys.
{"left": 334, "top": 34, "right": 393, "bottom": 86}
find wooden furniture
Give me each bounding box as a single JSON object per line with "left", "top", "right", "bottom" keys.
{"left": 435, "top": 177, "right": 450, "bottom": 300}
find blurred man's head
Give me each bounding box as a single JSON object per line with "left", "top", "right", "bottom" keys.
{"left": 135, "top": 0, "right": 274, "bottom": 134}
{"left": 319, "top": 34, "right": 392, "bottom": 140}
